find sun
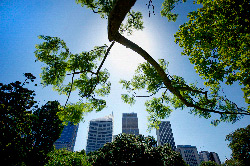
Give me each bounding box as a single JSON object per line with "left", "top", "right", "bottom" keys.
{"left": 105, "top": 30, "right": 153, "bottom": 78}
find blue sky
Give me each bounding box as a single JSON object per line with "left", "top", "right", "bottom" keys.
{"left": 1, "top": 0, "right": 249, "bottom": 163}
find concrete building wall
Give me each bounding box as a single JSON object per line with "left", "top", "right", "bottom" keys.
{"left": 199, "top": 151, "right": 210, "bottom": 162}
{"left": 86, "top": 114, "right": 113, "bottom": 154}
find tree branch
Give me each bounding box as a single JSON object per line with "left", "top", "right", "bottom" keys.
{"left": 133, "top": 92, "right": 155, "bottom": 98}
{"left": 86, "top": 41, "right": 115, "bottom": 97}
{"left": 66, "top": 70, "right": 97, "bottom": 75}
{"left": 97, "top": 41, "right": 115, "bottom": 75}
{"left": 107, "top": 0, "right": 250, "bottom": 116}
{"left": 177, "top": 86, "right": 208, "bottom": 99}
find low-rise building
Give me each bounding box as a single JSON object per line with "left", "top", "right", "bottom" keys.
{"left": 176, "top": 145, "right": 201, "bottom": 166}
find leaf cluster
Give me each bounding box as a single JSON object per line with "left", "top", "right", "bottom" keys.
{"left": 35, "top": 35, "right": 111, "bottom": 124}
{"left": 160, "top": 0, "right": 187, "bottom": 21}
{"left": 200, "top": 161, "right": 220, "bottom": 166}
{"left": 75, "top": 0, "right": 117, "bottom": 18}
{"left": 45, "top": 148, "right": 91, "bottom": 166}
{"left": 119, "top": 10, "right": 144, "bottom": 36}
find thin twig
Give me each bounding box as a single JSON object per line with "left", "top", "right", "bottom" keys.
{"left": 86, "top": 41, "right": 115, "bottom": 97}
{"left": 66, "top": 70, "right": 97, "bottom": 76}
{"left": 64, "top": 73, "right": 75, "bottom": 107}
{"left": 97, "top": 41, "right": 115, "bottom": 75}
{"left": 177, "top": 86, "right": 208, "bottom": 99}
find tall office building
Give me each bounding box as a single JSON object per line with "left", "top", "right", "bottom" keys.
{"left": 176, "top": 145, "right": 201, "bottom": 166}
{"left": 156, "top": 121, "right": 176, "bottom": 151}
{"left": 122, "top": 113, "right": 139, "bottom": 135}
{"left": 86, "top": 114, "right": 113, "bottom": 154}
{"left": 54, "top": 122, "right": 79, "bottom": 151}
{"left": 199, "top": 151, "right": 221, "bottom": 164}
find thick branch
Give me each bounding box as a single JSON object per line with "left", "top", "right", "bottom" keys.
{"left": 108, "top": 0, "right": 136, "bottom": 41}
{"left": 107, "top": 0, "right": 250, "bottom": 116}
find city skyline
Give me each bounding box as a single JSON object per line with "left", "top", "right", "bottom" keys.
{"left": 1, "top": 0, "right": 249, "bottom": 163}
{"left": 83, "top": 112, "right": 222, "bottom": 165}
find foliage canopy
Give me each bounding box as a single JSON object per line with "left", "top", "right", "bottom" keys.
{"left": 87, "top": 133, "right": 187, "bottom": 166}
{"left": 0, "top": 75, "right": 64, "bottom": 166}
{"left": 172, "top": 0, "right": 250, "bottom": 110}
{"left": 200, "top": 161, "right": 220, "bottom": 166}
{"left": 226, "top": 124, "right": 250, "bottom": 165}
{"left": 35, "top": 0, "right": 249, "bottom": 128}
{"left": 45, "top": 148, "right": 91, "bottom": 166}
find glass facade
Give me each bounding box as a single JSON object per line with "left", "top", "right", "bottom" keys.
{"left": 176, "top": 145, "right": 201, "bottom": 166}
{"left": 86, "top": 114, "right": 113, "bottom": 154}
{"left": 122, "top": 113, "right": 139, "bottom": 135}
{"left": 156, "top": 121, "right": 176, "bottom": 151}
{"left": 54, "top": 122, "right": 79, "bottom": 151}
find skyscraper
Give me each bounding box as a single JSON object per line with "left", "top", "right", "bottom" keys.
{"left": 176, "top": 145, "right": 201, "bottom": 166}
{"left": 122, "top": 113, "right": 139, "bottom": 135}
{"left": 156, "top": 121, "right": 176, "bottom": 150}
{"left": 86, "top": 114, "right": 113, "bottom": 154}
{"left": 54, "top": 122, "right": 79, "bottom": 151}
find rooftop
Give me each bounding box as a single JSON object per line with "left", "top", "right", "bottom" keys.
{"left": 91, "top": 114, "right": 114, "bottom": 122}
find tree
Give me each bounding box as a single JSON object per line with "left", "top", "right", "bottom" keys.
{"left": 0, "top": 74, "right": 37, "bottom": 165}
{"left": 170, "top": 0, "right": 250, "bottom": 111}
{"left": 225, "top": 124, "right": 250, "bottom": 166}
{"left": 0, "top": 74, "right": 64, "bottom": 166}
{"left": 200, "top": 161, "right": 220, "bottom": 166}
{"left": 25, "top": 101, "right": 65, "bottom": 166}
{"left": 34, "top": 0, "right": 249, "bottom": 128}
{"left": 87, "top": 133, "right": 187, "bottom": 166}
{"left": 45, "top": 148, "right": 91, "bottom": 166}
